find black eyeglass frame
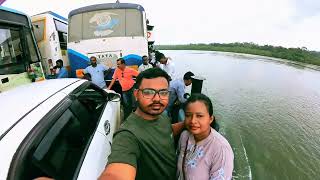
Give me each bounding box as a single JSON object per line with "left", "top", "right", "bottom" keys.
{"left": 138, "top": 88, "right": 169, "bottom": 99}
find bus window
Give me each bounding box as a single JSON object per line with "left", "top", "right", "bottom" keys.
{"left": 82, "top": 9, "right": 125, "bottom": 40}
{"left": 0, "top": 28, "right": 25, "bottom": 74}
{"left": 69, "top": 14, "right": 82, "bottom": 42}
{"left": 54, "top": 19, "right": 68, "bottom": 33}
{"left": 33, "top": 20, "right": 45, "bottom": 42}
{"left": 10, "top": 29, "right": 23, "bottom": 63}
{"left": 57, "top": 33, "right": 67, "bottom": 50}
{"left": 69, "top": 9, "right": 144, "bottom": 42}
{"left": 26, "top": 30, "right": 40, "bottom": 63}
{"left": 54, "top": 19, "right": 68, "bottom": 50}
{"left": 125, "top": 9, "right": 143, "bottom": 36}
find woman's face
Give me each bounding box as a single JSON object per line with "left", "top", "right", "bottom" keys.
{"left": 185, "top": 101, "right": 213, "bottom": 136}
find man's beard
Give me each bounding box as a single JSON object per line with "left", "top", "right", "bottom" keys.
{"left": 137, "top": 101, "right": 166, "bottom": 116}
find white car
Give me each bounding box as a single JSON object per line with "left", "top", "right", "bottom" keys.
{"left": 0, "top": 79, "right": 121, "bottom": 180}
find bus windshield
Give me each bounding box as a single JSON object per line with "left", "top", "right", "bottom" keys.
{"left": 69, "top": 9, "right": 143, "bottom": 42}
{"left": 0, "top": 26, "right": 39, "bottom": 74}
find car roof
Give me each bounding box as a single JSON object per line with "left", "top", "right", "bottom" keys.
{"left": 0, "top": 79, "right": 86, "bottom": 139}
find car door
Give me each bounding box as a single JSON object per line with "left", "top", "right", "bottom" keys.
{"left": 69, "top": 84, "right": 120, "bottom": 179}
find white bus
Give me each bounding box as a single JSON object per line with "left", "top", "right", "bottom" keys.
{"left": 67, "top": 2, "right": 149, "bottom": 78}
{"left": 0, "top": 6, "right": 45, "bottom": 92}
{"left": 31, "top": 11, "right": 68, "bottom": 76}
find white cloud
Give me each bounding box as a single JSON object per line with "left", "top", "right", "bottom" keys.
{"left": 3, "top": 0, "right": 320, "bottom": 51}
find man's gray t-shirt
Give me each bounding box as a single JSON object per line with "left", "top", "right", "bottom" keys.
{"left": 83, "top": 64, "right": 108, "bottom": 88}
{"left": 107, "top": 113, "right": 177, "bottom": 180}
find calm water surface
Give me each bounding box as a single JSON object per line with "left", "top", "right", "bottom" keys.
{"left": 163, "top": 50, "right": 320, "bottom": 180}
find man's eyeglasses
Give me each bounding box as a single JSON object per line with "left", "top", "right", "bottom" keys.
{"left": 138, "top": 88, "right": 169, "bottom": 100}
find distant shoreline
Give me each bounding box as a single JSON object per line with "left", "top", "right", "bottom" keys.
{"left": 156, "top": 43, "right": 320, "bottom": 69}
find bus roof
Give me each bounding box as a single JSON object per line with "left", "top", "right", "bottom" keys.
{"left": 0, "top": 6, "right": 28, "bottom": 17}
{"left": 69, "top": 3, "right": 145, "bottom": 18}
{"left": 0, "top": 6, "right": 30, "bottom": 27}
{"left": 32, "top": 11, "right": 68, "bottom": 22}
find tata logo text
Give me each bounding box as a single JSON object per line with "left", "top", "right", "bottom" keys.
{"left": 96, "top": 54, "right": 115, "bottom": 59}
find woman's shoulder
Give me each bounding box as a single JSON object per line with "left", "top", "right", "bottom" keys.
{"left": 210, "top": 129, "right": 233, "bottom": 153}
{"left": 180, "top": 130, "right": 190, "bottom": 138}
{"left": 178, "top": 130, "right": 191, "bottom": 145}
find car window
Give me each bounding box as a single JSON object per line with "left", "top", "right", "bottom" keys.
{"left": 75, "top": 86, "right": 107, "bottom": 119}
{"left": 9, "top": 85, "right": 109, "bottom": 180}
{"left": 31, "top": 109, "right": 92, "bottom": 180}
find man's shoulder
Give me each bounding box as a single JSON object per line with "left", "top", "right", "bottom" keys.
{"left": 167, "top": 59, "right": 175, "bottom": 65}
{"left": 114, "top": 121, "right": 140, "bottom": 143}
{"left": 97, "top": 64, "right": 107, "bottom": 69}
{"left": 114, "top": 68, "right": 121, "bottom": 73}
{"left": 127, "top": 67, "right": 138, "bottom": 72}
{"left": 84, "top": 65, "right": 92, "bottom": 71}
{"left": 112, "top": 68, "right": 121, "bottom": 76}
{"left": 170, "top": 79, "right": 183, "bottom": 87}
{"left": 158, "top": 114, "right": 172, "bottom": 126}
{"left": 119, "top": 114, "right": 142, "bottom": 130}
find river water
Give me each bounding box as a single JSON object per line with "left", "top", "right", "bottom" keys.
{"left": 163, "top": 50, "right": 320, "bottom": 179}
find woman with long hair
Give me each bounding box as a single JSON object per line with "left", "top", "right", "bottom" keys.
{"left": 177, "top": 93, "right": 234, "bottom": 180}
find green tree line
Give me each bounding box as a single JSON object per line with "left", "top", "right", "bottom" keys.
{"left": 156, "top": 43, "right": 320, "bottom": 66}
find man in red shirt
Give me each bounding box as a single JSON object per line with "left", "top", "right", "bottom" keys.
{"left": 108, "top": 58, "right": 139, "bottom": 119}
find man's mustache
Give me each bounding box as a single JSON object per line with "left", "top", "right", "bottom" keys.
{"left": 148, "top": 102, "right": 164, "bottom": 107}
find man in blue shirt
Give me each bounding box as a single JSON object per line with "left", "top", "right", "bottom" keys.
{"left": 55, "top": 59, "right": 68, "bottom": 78}
{"left": 166, "top": 71, "right": 194, "bottom": 122}
{"left": 83, "top": 56, "right": 111, "bottom": 89}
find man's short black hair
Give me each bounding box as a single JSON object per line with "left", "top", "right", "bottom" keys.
{"left": 90, "top": 56, "right": 96, "bottom": 60}
{"left": 142, "top": 55, "right": 148, "bottom": 60}
{"left": 159, "top": 53, "right": 166, "bottom": 60}
{"left": 117, "top": 58, "right": 126, "bottom": 64}
{"left": 135, "top": 68, "right": 170, "bottom": 89}
{"left": 56, "top": 59, "right": 63, "bottom": 66}
{"left": 183, "top": 71, "right": 194, "bottom": 80}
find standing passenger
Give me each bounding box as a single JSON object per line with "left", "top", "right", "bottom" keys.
{"left": 83, "top": 56, "right": 111, "bottom": 88}
{"left": 167, "top": 71, "right": 194, "bottom": 122}
{"left": 159, "top": 53, "right": 176, "bottom": 80}
{"left": 108, "top": 58, "right": 139, "bottom": 119}
{"left": 138, "top": 55, "right": 153, "bottom": 72}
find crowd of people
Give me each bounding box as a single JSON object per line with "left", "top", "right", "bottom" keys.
{"left": 46, "top": 52, "right": 234, "bottom": 180}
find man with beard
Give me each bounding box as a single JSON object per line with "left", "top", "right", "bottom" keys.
{"left": 55, "top": 59, "right": 69, "bottom": 78}
{"left": 83, "top": 56, "right": 111, "bottom": 88}
{"left": 99, "top": 68, "right": 185, "bottom": 180}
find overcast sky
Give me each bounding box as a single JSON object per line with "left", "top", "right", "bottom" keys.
{"left": 3, "top": 0, "right": 320, "bottom": 51}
